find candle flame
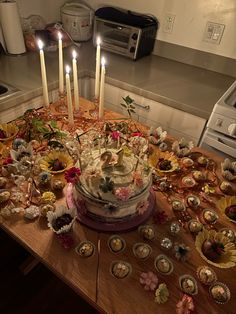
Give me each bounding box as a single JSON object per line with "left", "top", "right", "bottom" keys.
{"left": 72, "top": 50, "right": 77, "bottom": 59}
{"left": 101, "top": 57, "right": 106, "bottom": 66}
{"left": 58, "top": 31, "right": 62, "bottom": 40}
{"left": 97, "top": 36, "right": 101, "bottom": 46}
{"left": 66, "top": 65, "right": 71, "bottom": 74}
{"left": 38, "top": 39, "right": 44, "bottom": 50}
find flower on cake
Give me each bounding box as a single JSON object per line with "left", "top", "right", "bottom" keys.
{"left": 133, "top": 171, "right": 143, "bottom": 188}
{"left": 64, "top": 167, "right": 81, "bottom": 184}
{"left": 137, "top": 200, "right": 149, "bottom": 215}
{"left": 140, "top": 271, "right": 158, "bottom": 291}
{"left": 114, "top": 187, "right": 132, "bottom": 201}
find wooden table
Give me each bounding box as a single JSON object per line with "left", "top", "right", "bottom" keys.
{"left": 1, "top": 98, "right": 235, "bottom": 314}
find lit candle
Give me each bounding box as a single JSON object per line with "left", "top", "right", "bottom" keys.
{"left": 58, "top": 32, "right": 64, "bottom": 94}
{"left": 38, "top": 40, "right": 49, "bottom": 107}
{"left": 99, "top": 57, "right": 106, "bottom": 119}
{"left": 65, "top": 65, "right": 74, "bottom": 125}
{"left": 72, "top": 50, "right": 79, "bottom": 111}
{"left": 94, "top": 37, "right": 101, "bottom": 99}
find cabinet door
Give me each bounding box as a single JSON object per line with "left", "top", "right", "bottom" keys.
{"left": 104, "top": 83, "right": 206, "bottom": 144}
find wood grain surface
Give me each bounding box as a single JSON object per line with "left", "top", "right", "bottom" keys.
{"left": 1, "top": 98, "right": 236, "bottom": 314}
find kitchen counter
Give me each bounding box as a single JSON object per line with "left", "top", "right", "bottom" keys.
{"left": 0, "top": 41, "right": 235, "bottom": 119}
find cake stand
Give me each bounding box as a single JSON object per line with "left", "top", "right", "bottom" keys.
{"left": 66, "top": 183, "right": 156, "bottom": 232}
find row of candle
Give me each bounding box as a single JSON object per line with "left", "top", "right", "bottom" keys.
{"left": 38, "top": 33, "right": 106, "bottom": 123}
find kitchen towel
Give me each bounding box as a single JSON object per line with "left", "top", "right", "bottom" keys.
{"left": 0, "top": 0, "right": 26, "bottom": 54}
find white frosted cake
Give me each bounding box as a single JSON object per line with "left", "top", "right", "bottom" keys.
{"left": 73, "top": 148, "right": 152, "bottom": 223}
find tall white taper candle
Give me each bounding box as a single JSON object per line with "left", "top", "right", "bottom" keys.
{"left": 65, "top": 65, "right": 74, "bottom": 125}
{"left": 38, "top": 40, "right": 49, "bottom": 107}
{"left": 58, "top": 32, "right": 64, "bottom": 94}
{"left": 99, "top": 57, "right": 106, "bottom": 119}
{"left": 94, "top": 37, "right": 101, "bottom": 99}
{"left": 72, "top": 50, "right": 79, "bottom": 111}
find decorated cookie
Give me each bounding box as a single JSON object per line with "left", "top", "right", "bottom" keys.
{"left": 40, "top": 203, "right": 55, "bottom": 217}
{"left": 108, "top": 235, "right": 126, "bottom": 253}
{"left": 172, "top": 199, "right": 186, "bottom": 211}
{"left": 209, "top": 282, "right": 231, "bottom": 304}
{"left": 219, "top": 181, "right": 234, "bottom": 195}
{"left": 197, "top": 266, "right": 217, "bottom": 285}
{"left": 188, "top": 219, "right": 203, "bottom": 234}
{"left": 182, "top": 177, "right": 196, "bottom": 188}
{"left": 24, "top": 205, "right": 40, "bottom": 219}
{"left": 186, "top": 195, "right": 200, "bottom": 209}
{"left": 133, "top": 243, "right": 152, "bottom": 260}
{"left": 192, "top": 171, "right": 206, "bottom": 181}
{"left": 138, "top": 225, "right": 155, "bottom": 240}
{"left": 154, "top": 255, "right": 173, "bottom": 275}
{"left": 75, "top": 241, "right": 95, "bottom": 257}
{"left": 110, "top": 261, "right": 131, "bottom": 279}
{"left": 220, "top": 228, "right": 235, "bottom": 242}
{"left": 197, "top": 156, "right": 209, "bottom": 166}
{"left": 202, "top": 209, "right": 218, "bottom": 224}
{"left": 179, "top": 275, "right": 198, "bottom": 295}
{"left": 182, "top": 157, "right": 194, "bottom": 168}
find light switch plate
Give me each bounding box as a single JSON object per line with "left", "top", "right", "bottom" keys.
{"left": 203, "top": 21, "right": 225, "bottom": 44}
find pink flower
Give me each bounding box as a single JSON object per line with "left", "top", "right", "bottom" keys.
{"left": 133, "top": 171, "right": 143, "bottom": 188}
{"left": 111, "top": 131, "right": 120, "bottom": 140}
{"left": 114, "top": 187, "right": 132, "bottom": 201}
{"left": 64, "top": 167, "right": 81, "bottom": 184}
{"left": 140, "top": 271, "right": 158, "bottom": 291}
{"left": 176, "top": 294, "right": 194, "bottom": 314}
{"left": 56, "top": 233, "right": 74, "bottom": 250}
{"left": 137, "top": 200, "right": 149, "bottom": 215}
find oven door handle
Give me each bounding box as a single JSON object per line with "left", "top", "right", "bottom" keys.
{"left": 204, "top": 134, "right": 236, "bottom": 158}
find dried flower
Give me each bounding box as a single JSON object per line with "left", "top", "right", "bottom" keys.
{"left": 153, "top": 210, "right": 169, "bottom": 225}
{"left": 56, "top": 233, "right": 74, "bottom": 249}
{"left": 140, "top": 271, "right": 158, "bottom": 291}
{"left": 137, "top": 200, "right": 149, "bottom": 215}
{"left": 64, "top": 167, "right": 81, "bottom": 184}
{"left": 176, "top": 294, "right": 194, "bottom": 314}
{"left": 174, "top": 243, "right": 190, "bottom": 262}
{"left": 41, "top": 191, "right": 56, "bottom": 204}
{"left": 155, "top": 283, "right": 169, "bottom": 304}
{"left": 111, "top": 131, "right": 120, "bottom": 140}
{"left": 114, "top": 186, "right": 132, "bottom": 201}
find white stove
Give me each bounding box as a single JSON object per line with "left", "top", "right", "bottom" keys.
{"left": 200, "top": 80, "right": 236, "bottom": 159}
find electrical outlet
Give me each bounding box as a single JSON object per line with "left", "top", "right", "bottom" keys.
{"left": 203, "top": 22, "right": 225, "bottom": 44}
{"left": 163, "top": 14, "right": 175, "bottom": 34}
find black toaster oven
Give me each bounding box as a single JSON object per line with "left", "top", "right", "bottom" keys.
{"left": 93, "top": 7, "right": 158, "bottom": 60}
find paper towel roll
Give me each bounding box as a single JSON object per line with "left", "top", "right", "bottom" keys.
{"left": 0, "top": 1, "right": 26, "bottom": 54}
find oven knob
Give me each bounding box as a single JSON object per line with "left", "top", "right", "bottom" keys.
{"left": 132, "top": 33, "right": 138, "bottom": 40}
{"left": 228, "top": 123, "right": 236, "bottom": 136}
{"left": 216, "top": 118, "right": 223, "bottom": 127}
{"left": 130, "top": 46, "right": 135, "bottom": 53}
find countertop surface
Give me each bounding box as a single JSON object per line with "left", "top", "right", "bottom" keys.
{"left": 0, "top": 41, "right": 235, "bottom": 119}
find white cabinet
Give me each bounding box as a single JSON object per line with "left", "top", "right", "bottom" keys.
{"left": 103, "top": 82, "right": 207, "bottom": 145}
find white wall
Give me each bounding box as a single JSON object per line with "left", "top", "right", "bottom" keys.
{"left": 87, "top": 0, "right": 236, "bottom": 59}
{"left": 16, "top": 0, "right": 236, "bottom": 59}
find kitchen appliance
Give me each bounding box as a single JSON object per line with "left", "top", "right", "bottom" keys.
{"left": 0, "top": 0, "right": 26, "bottom": 54}
{"left": 200, "top": 80, "right": 236, "bottom": 159}
{"left": 61, "top": 2, "right": 93, "bottom": 42}
{"left": 94, "top": 7, "right": 158, "bottom": 60}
